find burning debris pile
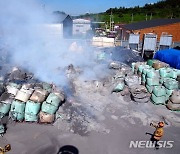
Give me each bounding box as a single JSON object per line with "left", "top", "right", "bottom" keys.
{"left": 0, "top": 67, "right": 66, "bottom": 136}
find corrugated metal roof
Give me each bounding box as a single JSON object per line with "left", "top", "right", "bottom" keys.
{"left": 122, "top": 18, "right": 180, "bottom": 30}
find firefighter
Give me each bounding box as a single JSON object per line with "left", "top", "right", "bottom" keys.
{"left": 150, "top": 121, "right": 164, "bottom": 149}
{"left": 0, "top": 144, "right": 11, "bottom": 154}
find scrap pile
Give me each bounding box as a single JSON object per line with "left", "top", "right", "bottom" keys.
{"left": 131, "top": 60, "right": 180, "bottom": 110}
{"left": 110, "top": 59, "right": 180, "bottom": 109}
{"left": 0, "top": 67, "right": 65, "bottom": 136}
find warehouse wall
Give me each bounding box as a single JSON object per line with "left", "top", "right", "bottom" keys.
{"left": 134, "top": 22, "right": 180, "bottom": 42}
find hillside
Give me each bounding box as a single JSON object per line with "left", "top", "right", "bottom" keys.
{"left": 75, "top": 0, "right": 180, "bottom": 24}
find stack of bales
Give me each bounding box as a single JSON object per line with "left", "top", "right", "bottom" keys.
{"left": 145, "top": 69, "right": 160, "bottom": 93}
{"left": 131, "top": 60, "right": 180, "bottom": 108}
{"left": 0, "top": 81, "right": 65, "bottom": 123}
{"left": 151, "top": 86, "right": 166, "bottom": 105}
{"left": 26, "top": 88, "right": 48, "bottom": 122}
{"left": 40, "top": 92, "right": 63, "bottom": 123}
{"left": 159, "top": 68, "right": 179, "bottom": 98}
{"left": 0, "top": 83, "right": 20, "bottom": 119}
{"left": 10, "top": 84, "right": 34, "bottom": 121}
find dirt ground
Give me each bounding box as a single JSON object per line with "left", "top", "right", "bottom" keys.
{"left": 1, "top": 74, "right": 180, "bottom": 154}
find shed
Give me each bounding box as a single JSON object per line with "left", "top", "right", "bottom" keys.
{"left": 53, "top": 12, "right": 73, "bottom": 38}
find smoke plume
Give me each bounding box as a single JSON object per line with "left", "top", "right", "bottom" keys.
{"left": 0, "top": 0, "right": 109, "bottom": 87}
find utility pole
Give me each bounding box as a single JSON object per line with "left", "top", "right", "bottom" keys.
{"left": 146, "top": 14, "right": 148, "bottom": 21}
{"left": 110, "top": 9, "right": 114, "bottom": 31}
{"left": 131, "top": 13, "right": 134, "bottom": 23}
{"left": 150, "top": 13, "right": 152, "bottom": 20}
{"left": 171, "top": 13, "right": 173, "bottom": 19}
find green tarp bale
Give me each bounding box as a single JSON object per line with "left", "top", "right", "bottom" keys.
{"left": 146, "top": 70, "right": 159, "bottom": 78}
{"left": 113, "top": 82, "right": 125, "bottom": 92}
{"left": 25, "top": 113, "right": 38, "bottom": 122}
{"left": 0, "top": 124, "right": 5, "bottom": 135}
{"left": 0, "top": 102, "right": 11, "bottom": 118}
{"left": 164, "top": 79, "right": 178, "bottom": 90}
{"left": 151, "top": 93, "right": 166, "bottom": 105}
{"left": 146, "top": 78, "right": 160, "bottom": 86}
{"left": 46, "top": 93, "right": 61, "bottom": 107}
{"left": 41, "top": 101, "right": 58, "bottom": 115}
{"left": 25, "top": 100, "right": 41, "bottom": 115}
{"left": 10, "top": 100, "right": 26, "bottom": 121}
{"left": 146, "top": 84, "right": 154, "bottom": 93}
{"left": 152, "top": 86, "right": 166, "bottom": 97}
{"left": 147, "top": 59, "right": 156, "bottom": 67}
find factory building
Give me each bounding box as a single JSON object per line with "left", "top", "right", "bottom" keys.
{"left": 116, "top": 18, "right": 180, "bottom": 42}
{"left": 73, "top": 19, "right": 91, "bottom": 36}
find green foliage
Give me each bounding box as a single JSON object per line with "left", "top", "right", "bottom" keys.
{"left": 75, "top": 0, "right": 180, "bottom": 24}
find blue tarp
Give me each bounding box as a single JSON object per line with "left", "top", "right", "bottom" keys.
{"left": 154, "top": 49, "right": 180, "bottom": 69}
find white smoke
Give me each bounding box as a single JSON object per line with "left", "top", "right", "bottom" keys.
{"left": 0, "top": 0, "right": 109, "bottom": 87}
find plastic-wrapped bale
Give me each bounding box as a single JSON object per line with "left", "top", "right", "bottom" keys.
{"left": 151, "top": 93, "right": 166, "bottom": 105}
{"left": 164, "top": 79, "right": 178, "bottom": 90}
{"left": 0, "top": 124, "right": 5, "bottom": 136}
{"left": 166, "top": 100, "right": 180, "bottom": 111}
{"left": 170, "top": 90, "right": 180, "bottom": 104}
{"left": 152, "top": 61, "right": 169, "bottom": 70}
{"left": 146, "top": 70, "right": 159, "bottom": 78}
{"left": 0, "top": 93, "right": 14, "bottom": 118}
{"left": 41, "top": 101, "right": 58, "bottom": 115}
{"left": 46, "top": 93, "right": 61, "bottom": 107}
{"left": 0, "top": 92, "right": 14, "bottom": 104}
{"left": 42, "top": 82, "right": 52, "bottom": 93}
{"left": 142, "top": 67, "right": 153, "bottom": 76}
{"left": 39, "top": 111, "right": 55, "bottom": 123}
{"left": 159, "top": 77, "right": 170, "bottom": 84}
{"left": 112, "top": 82, "right": 125, "bottom": 92}
{"left": 9, "top": 100, "right": 26, "bottom": 121}
{"left": 30, "top": 89, "right": 48, "bottom": 103}
{"left": 134, "top": 62, "right": 146, "bottom": 74}
{"left": 25, "top": 100, "right": 41, "bottom": 122}
{"left": 15, "top": 88, "right": 34, "bottom": 102}
{"left": 53, "top": 91, "right": 66, "bottom": 102}
{"left": 137, "top": 65, "right": 150, "bottom": 76}
{"left": 6, "top": 82, "right": 21, "bottom": 96}
{"left": 125, "top": 75, "right": 140, "bottom": 87}
{"left": 146, "top": 84, "right": 154, "bottom": 93}
{"left": 152, "top": 86, "right": 166, "bottom": 97}
{"left": 146, "top": 77, "right": 160, "bottom": 86}
{"left": 166, "top": 89, "right": 174, "bottom": 98}
{"left": 159, "top": 68, "right": 170, "bottom": 78}
{"left": 0, "top": 102, "right": 11, "bottom": 118}
{"left": 147, "top": 59, "right": 157, "bottom": 67}
{"left": 130, "top": 85, "right": 151, "bottom": 103}
{"left": 159, "top": 67, "right": 178, "bottom": 78}
{"left": 34, "top": 83, "right": 43, "bottom": 90}
{"left": 169, "top": 69, "right": 179, "bottom": 79}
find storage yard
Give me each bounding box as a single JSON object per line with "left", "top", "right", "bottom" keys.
{"left": 0, "top": 45, "right": 180, "bottom": 154}
{"left": 0, "top": 0, "right": 180, "bottom": 154}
